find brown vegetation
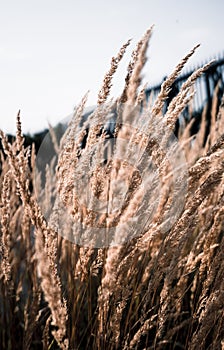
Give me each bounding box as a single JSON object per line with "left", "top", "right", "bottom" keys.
{"left": 0, "top": 28, "right": 223, "bottom": 349}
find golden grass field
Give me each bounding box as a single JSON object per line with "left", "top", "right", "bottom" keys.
{"left": 0, "top": 28, "right": 224, "bottom": 349}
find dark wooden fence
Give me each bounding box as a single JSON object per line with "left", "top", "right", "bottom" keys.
{"left": 145, "top": 54, "right": 224, "bottom": 115}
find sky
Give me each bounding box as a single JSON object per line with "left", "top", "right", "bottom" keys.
{"left": 0, "top": 0, "right": 223, "bottom": 135}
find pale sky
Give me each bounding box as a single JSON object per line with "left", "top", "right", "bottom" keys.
{"left": 0, "top": 0, "right": 223, "bottom": 134}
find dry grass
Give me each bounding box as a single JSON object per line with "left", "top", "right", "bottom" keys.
{"left": 0, "top": 28, "right": 224, "bottom": 349}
